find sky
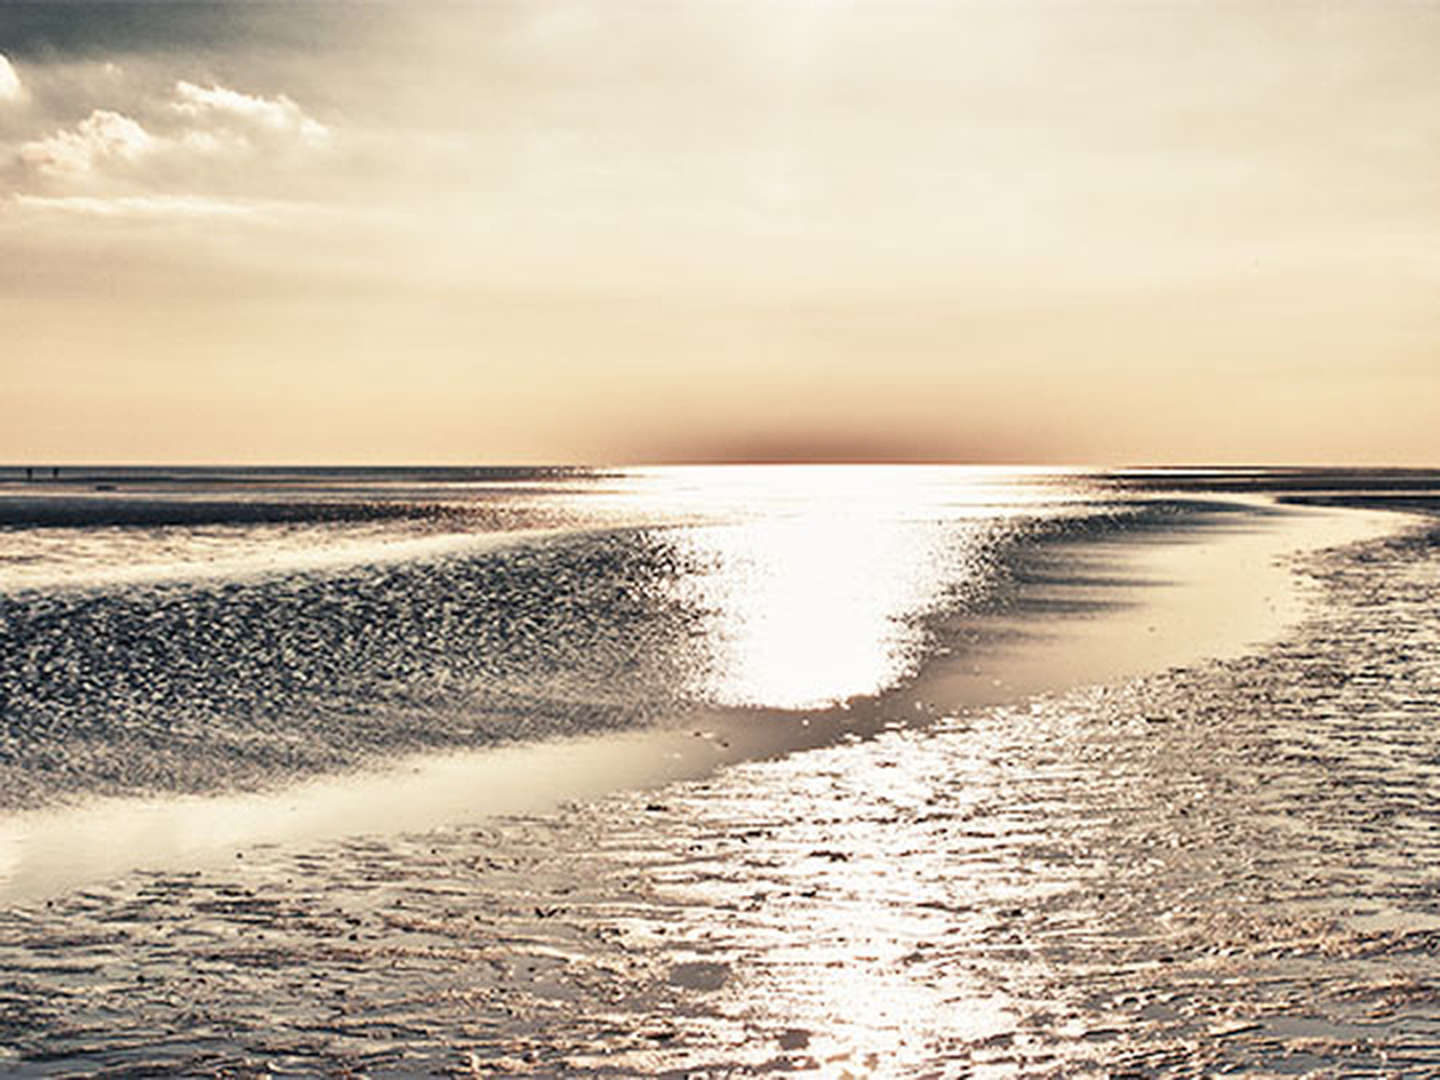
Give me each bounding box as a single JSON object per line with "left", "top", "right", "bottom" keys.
{"left": 1, "top": 1, "right": 1437, "bottom": 465}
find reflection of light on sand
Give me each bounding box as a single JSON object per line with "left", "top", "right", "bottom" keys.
{"left": 776, "top": 947, "right": 1015, "bottom": 1075}
{"left": 761, "top": 896, "right": 1019, "bottom": 1075}
{"left": 658, "top": 748, "right": 1029, "bottom": 1076}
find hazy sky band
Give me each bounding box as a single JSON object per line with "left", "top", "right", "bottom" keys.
{"left": 2, "top": 2, "right": 1438, "bottom": 463}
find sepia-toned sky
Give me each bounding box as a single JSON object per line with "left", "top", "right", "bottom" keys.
{"left": 2, "top": 1, "right": 1437, "bottom": 465}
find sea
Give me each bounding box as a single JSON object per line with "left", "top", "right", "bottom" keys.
{"left": 1, "top": 465, "right": 1439, "bottom": 1076}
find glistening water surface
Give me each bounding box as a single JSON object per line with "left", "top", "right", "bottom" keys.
{"left": 0, "top": 466, "right": 1437, "bottom": 1076}
{"left": 0, "top": 466, "right": 1118, "bottom": 809}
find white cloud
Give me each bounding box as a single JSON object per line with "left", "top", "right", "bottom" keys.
{"left": 19, "top": 110, "right": 156, "bottom": 177}
{"left": 173, "top": 81, "right": 329, "bottom": 147}
{"left": 0, "top": 53, "right": 24, "bottom": 104}
{"left": 12, "top": 79, "right": 332, "bottom": 203}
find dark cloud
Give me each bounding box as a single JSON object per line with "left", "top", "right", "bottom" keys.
{"left": 0, "top": 3, "right": 356, "bottom": 60}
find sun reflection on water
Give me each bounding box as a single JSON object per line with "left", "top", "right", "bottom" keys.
{"left": 624, "top": 466, "right": 1084, "bottom": 709}
{"left": 664, "top": 516, "right": 954, "bottom": 708}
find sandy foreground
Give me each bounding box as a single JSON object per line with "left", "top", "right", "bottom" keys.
{"left": 1, "top": 498, "right": 1437, "bottom": 1075}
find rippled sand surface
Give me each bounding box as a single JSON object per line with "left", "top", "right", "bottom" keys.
{"left": 4, "top": 521, "right": 1440, "bottom": 1076}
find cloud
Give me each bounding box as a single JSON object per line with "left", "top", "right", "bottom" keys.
{"left": 172, "top": 81, "right": 329, "bottom": 147}
{"left": 19, "top": 109, "right": 156, "bottom": 177}
{"left": 0, "top": 54, "right": 24, "bottom": 104}
{"left": 12, "top": 79, "right": 330, "bottom": 201}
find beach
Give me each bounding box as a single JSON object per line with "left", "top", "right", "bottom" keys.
{"left": 8, "top": 0, "right": 1440, "bottom": 1072}
{"left": 0, "top": 468, "right": 1436, "bottom": 1075}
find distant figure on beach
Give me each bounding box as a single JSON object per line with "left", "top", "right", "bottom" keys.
{"left": 52, "top": 467, "right": 59, "bottom": 480}
{"left": 25, "top": 467, "right": 33, "bottom": 481}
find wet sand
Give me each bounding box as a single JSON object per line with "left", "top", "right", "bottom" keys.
{"left": 0, "top": 500, "right": 1395, "bottom": 906}
{"left": 1, "top": 498, "right": 1435, "bottom": 1075}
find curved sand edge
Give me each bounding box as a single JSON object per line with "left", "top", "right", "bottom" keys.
{"left": 911, "top": 496, "right": 1407, "bottom": 709}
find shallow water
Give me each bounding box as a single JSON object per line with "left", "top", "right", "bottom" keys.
{"left": 1, "top": 468, "right": 1438, "bottom": 1076}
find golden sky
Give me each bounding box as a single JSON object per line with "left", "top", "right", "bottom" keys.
{"left": 2, "top": 2, "right": 1437, "bottom": 464}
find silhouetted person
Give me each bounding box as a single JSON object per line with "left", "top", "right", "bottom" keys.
{"left": 25, "top": 467, "right": 32, "bottom": 481}
{"left": 51, "top": 467, "right": 58, "bottom": 480}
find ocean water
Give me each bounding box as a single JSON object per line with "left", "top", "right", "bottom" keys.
{"left": 1, "top": 465, "right": 1439, "bottom": 1076}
